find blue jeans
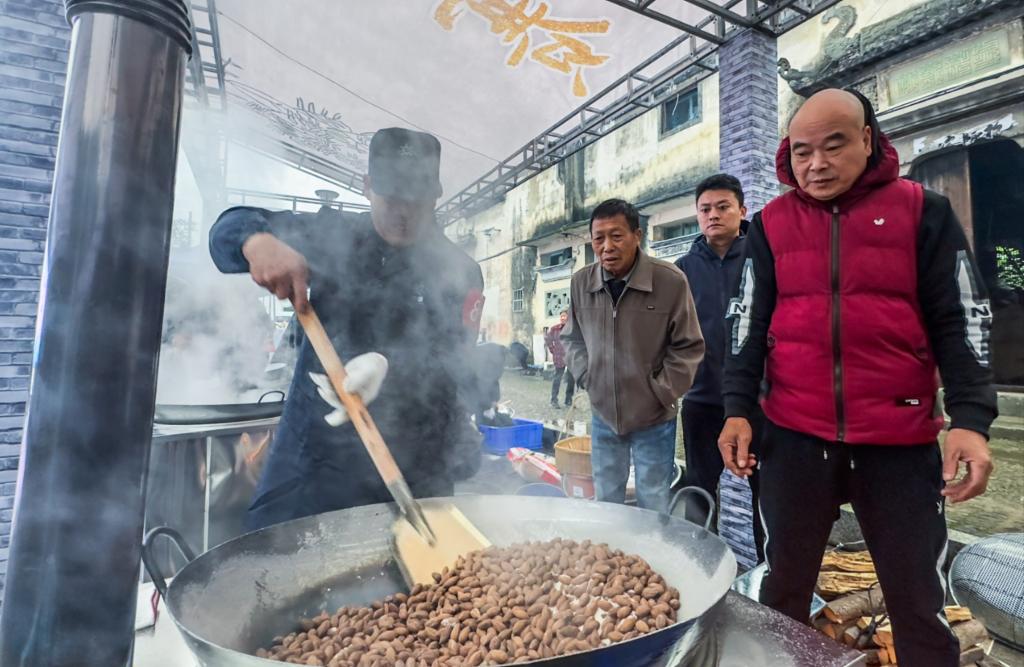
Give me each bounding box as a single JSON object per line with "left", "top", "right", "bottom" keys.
{"left": 590, "top": 415, "right": 677, "bottom": 512}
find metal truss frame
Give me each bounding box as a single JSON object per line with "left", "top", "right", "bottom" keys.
{"left": 436, "top": 0, "right": 841, "bottom": 224}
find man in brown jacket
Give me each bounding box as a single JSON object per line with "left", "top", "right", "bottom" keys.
{"left": 561, "top": 198, "right": 704, "bottom": 511}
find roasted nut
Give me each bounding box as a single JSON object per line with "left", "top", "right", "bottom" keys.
{"left": 258, "top": 539, "right": 681, "bottom": 665}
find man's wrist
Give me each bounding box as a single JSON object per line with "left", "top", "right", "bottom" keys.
{"left": 242, "top": 232, "right": 276, "bottom": 262}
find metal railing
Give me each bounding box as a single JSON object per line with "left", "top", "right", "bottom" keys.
{"left": 649, "top": 233, "right": 701, "bottom": 260}
{"left": 225, "top": 188, "right": 369, "bottom": 213}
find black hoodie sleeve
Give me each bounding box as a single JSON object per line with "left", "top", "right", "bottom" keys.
{"left": 917, "top": 190, "right": 998, "bottom": 437}
{"left": 722, "top": 211, "right": 776, "bottom": 419}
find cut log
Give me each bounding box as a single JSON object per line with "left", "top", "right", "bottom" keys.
{"left": 952, "top": 619, "right": 989, "bottom": 651}
{"left": 824, "top": 589, "right": 886, "bottom": 623}
{"left": 822, "top": 550, "right": 877, "bottom": 573}
{"left": 959, "top": 646, "right": 985, "bottom": 666}
{"left": 813, "top": 615, "right": 832, "bottom": 632}
{"left": 857, "top": 615, "right": 877, "bottom": 631}
{"left": 843, "top": 624, "right": 862, "bottom": 647}
{"left": 877, "top": 648, "right": 890, "bottom": 665}
{"left": 886, "top": 643, "right": 897, "bottom": 664}
{"left": 817, "top": 571, "right": 880, "bottom": 597}
{"left": 944, "top": 606, "right": 973, "bottom": 623}
{"left": 875, "top": 622, "right": 893, "bottom": 647}
{"left": 823, "top": 618, "right": 859, "bottom": 640}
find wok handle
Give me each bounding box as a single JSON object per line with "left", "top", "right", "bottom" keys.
{"left": 142, "top": 526, "right": 197, "bottom": 598}
{"left": 295, "top": 307, "right": 404, "bottom": 487}
{"left": 258, "top": 389, "right": 285, "bottom": 404}
{"left": 295, "top": 306, "right": 436, "bottom": 545}
{"left": 667, "top": 486, "right": 716, "bottom": 532}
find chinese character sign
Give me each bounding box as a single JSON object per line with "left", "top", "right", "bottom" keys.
{"left": 434, "top": 0, "right": 611, "bottom": 97}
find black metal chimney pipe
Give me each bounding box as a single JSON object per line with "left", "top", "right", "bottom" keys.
{"left": 0, "top": 2, "right": 191, "bottom": 665}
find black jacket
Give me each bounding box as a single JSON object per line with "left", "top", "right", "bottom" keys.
{"left": 209, "top": 206, "right": 484, "bottom": 515}
{"left": 675, "top": 233, "right": 747, "bottom": 407}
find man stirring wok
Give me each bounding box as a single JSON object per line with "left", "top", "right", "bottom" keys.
{"left": 209, "top": 128, "right": 485, "bottom": 530}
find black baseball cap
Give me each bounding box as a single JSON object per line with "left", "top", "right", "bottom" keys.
{"left": 368, "top": 127, "right": 443, "bottom": 201}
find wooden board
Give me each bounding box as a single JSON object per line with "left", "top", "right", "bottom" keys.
{"left": 821, "top": 550, "right": 877, "bottom": 573}
{"left": 817, "top": 571, "right": 880, "bottom": 598}
{"left": 945, "top": 606, "right": 973, "bottom": 624}
{"left": 392, "top": 504, "right": 491, "bottom": 588}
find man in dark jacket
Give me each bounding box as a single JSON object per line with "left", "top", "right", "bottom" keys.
{"left": 674, "top": 173, "right": 763, "bottom": 560}
{"left": 720, "top": 89, "right": 996, "bottom": 667}
{"left": 209, "top": 127, "right": 485, "bottom": 531}
{"left": 545, "top": 310, "right": 574, "bottom": 407}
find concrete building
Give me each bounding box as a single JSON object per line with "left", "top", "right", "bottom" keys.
{"left": 461, "top": 74, "right": 727, "bottom": 363}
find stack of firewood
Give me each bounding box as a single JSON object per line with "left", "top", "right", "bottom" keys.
{"left": 813, "top": 550, "right": 992, "bottom": 666}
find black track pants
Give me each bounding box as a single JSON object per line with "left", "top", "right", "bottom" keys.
{"left": 550, "top": 366, "right": 574, "bottom": 403}
{"left": 757, "top": 420, "right": 959, "bottom": 667}
{"left": 681, "top": 399, "right": 764, "bottom": 562}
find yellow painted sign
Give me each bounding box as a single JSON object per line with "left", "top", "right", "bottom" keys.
{"left": 434, "top": 0, "right": 611, "bottom": 97}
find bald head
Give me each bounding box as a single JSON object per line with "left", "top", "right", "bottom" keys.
{"left": 787, "top": 88, "right": 873, "bottom": 201}
{"left": 790, "top": 89, "right": 865, "bottom": 133}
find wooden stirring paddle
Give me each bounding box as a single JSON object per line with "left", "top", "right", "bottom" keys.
{"left": 294, "top": 305, "right": 489, "bottom": 586}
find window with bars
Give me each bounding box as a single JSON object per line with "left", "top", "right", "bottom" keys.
{"left": 660, "top": 87, "right": 701, "bottom": 136}
{"left": 512, "top": 288, "right": 525, "bottom": 313}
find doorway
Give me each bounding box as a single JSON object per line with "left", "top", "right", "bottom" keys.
{"left": 909, "top": 139, "right": 1024, "bottom": 388}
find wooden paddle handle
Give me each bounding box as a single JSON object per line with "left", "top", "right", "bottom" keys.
{"left": 295, "top": 307, "right": 403, "bottom": 486}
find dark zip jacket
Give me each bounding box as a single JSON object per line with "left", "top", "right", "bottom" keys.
{"left": 723, "top": 134, "right": 997, "bottom": 443}
{"left": 209, "top": 206, "right": 484, "bottom": 527}
{"left": 675, "top": 233, "right": 747, "bottom": 407}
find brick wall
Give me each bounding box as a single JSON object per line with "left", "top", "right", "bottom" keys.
{"left": 718, "top": 28, "right": 780, "bottom": 214}
{"left": 0, "top": 0, "right": 70, "bottom": 599}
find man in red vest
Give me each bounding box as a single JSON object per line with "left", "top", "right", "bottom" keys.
{"left": 719, "top": 89, "right": 996, "bottom": 667}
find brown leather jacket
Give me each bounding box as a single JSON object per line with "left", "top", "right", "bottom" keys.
{"left": 561, "top": 251, "right": 704, "bottom": 435}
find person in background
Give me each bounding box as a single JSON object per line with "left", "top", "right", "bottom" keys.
{"left": 674, "top": 173, "right": 764, "bottom": 560}
{"left": 545, "top": 309, "right": 575, "bottom": 408}
{"left": 508, "top": 341, "right": 531, "bottom": 373}
{"left": 720, "top": 89, "right": 997, "bottom": 667}
{"left": 209, "top": 127, "right": 486, "bottom": 530}
{"left": 562, "top": 198, "right": 704, "bottom": 512}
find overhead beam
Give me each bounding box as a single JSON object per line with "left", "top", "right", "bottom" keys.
{"left": 437, "top": 41, "right": 718, "bottom": 223}
{"left": 601, "top": 0, "right": 726, "bottom": 44}
{"left": 767, "top": 0, "right": 843, "bottom": 34}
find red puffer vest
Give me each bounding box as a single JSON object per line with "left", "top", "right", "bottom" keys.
{"left": 761, "top": 135, "right": 943, "bottom": 444}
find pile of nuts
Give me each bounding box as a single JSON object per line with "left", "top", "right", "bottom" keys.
{"left": 257, "top": 538, "right": 681, "bottom": 666}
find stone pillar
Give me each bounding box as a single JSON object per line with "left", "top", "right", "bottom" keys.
{"left": 716, "top": 28, "right": 779, "bottom": 570}
{"left": 718, "top": 28, "right": 779, "bottom": 214}
{"left": 0, "top": 0, "right": 70, "bottom": 603}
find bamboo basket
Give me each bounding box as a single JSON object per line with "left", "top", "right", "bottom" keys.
{"left": 554, "top": 436, "right": 592, "bottom": 477}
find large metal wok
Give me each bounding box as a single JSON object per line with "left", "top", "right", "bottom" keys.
{"left": 143, "top": 495, "right": 736, "bottom": 666}
{"left": 154, "top": 390, "right": 285, "bottom": 425}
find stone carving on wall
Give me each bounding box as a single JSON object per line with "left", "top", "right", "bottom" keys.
{"left": 227, "top": 77, "right": 374, "bottom": 168}
{"left": 777, "top": 5, "right": 859, "bottom": 95}
{"left": 777, "top": 0, "right": 1017, "bottom": 98}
